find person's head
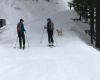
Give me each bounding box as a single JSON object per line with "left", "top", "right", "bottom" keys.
{"left": 47, "top": 18, "right": 51, "bottom": 22}
{"left": 20, "top": 19, "right": 24, "bottom": 23}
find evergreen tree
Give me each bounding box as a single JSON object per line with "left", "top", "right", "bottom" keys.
{"left": 72, "top": 0, "right": 96, "bottom": 46}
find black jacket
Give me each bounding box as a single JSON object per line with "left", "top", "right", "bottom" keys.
{"left": 47, "top": 21, "right": 54, "bottom": 32}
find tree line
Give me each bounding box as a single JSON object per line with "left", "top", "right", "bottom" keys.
{"left": 68, "top": 0, "right": 100, "bottom": 48}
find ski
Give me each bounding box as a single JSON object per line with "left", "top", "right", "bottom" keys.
{"left": 48, "top": 45, "right": 55, "bottom": 48}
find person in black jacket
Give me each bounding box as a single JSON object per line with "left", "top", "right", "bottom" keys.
{"left": 47, "top": 18, "right": 54, "bottom": 46}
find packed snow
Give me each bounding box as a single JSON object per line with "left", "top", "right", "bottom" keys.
{"left": 0, "top": 0, "right": 100, "bottom": 80}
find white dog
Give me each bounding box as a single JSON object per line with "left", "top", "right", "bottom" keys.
{"left": 56, "top": 28, "right": 63, "bottom": 36}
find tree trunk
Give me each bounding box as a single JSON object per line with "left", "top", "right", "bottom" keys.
{"left": 96, "top": 0, "right": 100, "bottom": 47}
{"left": 90, "top": 7, "right": 94, "bottom": 44}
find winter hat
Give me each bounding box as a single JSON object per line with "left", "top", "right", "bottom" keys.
{"left": 47, "top": 18, "right": 51, "bottom": 21}
{"left": 20, "top": 19, "right": 24, "bottom": 22}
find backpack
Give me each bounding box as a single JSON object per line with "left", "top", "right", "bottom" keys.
{"left": 17, "top": 23, "right": 21, "bottom": 32}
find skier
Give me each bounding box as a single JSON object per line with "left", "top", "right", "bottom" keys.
{"left": 46, "top": 18, "right": 54, "bottom": 47}
{"left": 17, "top": 19, "right": 26, "bottom": 49}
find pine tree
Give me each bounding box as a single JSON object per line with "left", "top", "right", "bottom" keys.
{"left": 72, "top": 0, "right": 96, "bottom": 45}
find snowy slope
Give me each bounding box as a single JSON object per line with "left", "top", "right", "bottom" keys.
{"left": 0, "top": 0, "right": 100, "bottom": 80}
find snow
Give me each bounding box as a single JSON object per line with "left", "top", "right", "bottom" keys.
{"left": 0, "top": 0, "right": 100, "bottom": 80}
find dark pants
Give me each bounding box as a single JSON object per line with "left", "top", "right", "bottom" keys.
{"left": 48, "top": 31, "right": 54, "bottom": 44}
{"left": 18, "top": 32, "right": 25, "bottom": 48}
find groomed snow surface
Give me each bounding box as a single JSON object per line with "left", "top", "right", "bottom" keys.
{"left": 0, "top": 0, "right": 100, "bottom": 80}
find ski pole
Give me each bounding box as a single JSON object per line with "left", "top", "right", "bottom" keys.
{"left": 14, "top": 36, "right": 18, "bottom": 48}
{"left": 25, "top": 32, "right": 30, "bottom": 47}
{"left": 53, "top": 30, "right": 58, "bottom": 46}
{"left": 40, "top": 26, "right": 46, "bottom": 43}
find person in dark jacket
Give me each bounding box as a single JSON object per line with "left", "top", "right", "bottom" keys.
{"left": 47, "top": 18, "right": 54, "bottom": 46}
{"left": 17, "top": 19, "right": 26, "bottom": 49}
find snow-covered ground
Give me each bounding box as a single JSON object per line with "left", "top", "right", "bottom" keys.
{"left": 0, "top": 0, "right": 100, "bottom": 80}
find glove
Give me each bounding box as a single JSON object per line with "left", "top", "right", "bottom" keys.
{"left": 44, "top": 26, "right": 47, "bottom": 29}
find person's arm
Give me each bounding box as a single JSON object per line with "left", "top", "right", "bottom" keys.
{"left": 44, "top": 25, "right": 47, "bottom": 29}
{"left": 23, "top": 27, "right": 26, "bottom": 32}
{"left": 22, "top": 23, "right": 26, "bottom": 32}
